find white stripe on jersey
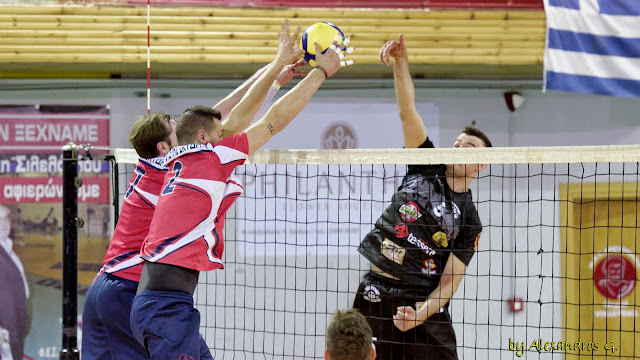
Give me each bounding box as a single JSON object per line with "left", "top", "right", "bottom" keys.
{"left": 140, "top": 156, "right": 168, "bottom": 170}
{"left": 146, "top": 176, "right": 244, "bottom": 264}
{"left": 203, "top": 231, "right": 220, "bottom": 264}
{"left": 104, "top": 254, "right": 143, "bottom": 274}
{"left": 213, "top": 145, "right": 248, "bottom": 165}
{"left": 134, "top": 186, "right": 160, "bottom": 206}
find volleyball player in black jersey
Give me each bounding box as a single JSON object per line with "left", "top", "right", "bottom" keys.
{"left": 353, "top": 34, "right": 492, "bottom": 360}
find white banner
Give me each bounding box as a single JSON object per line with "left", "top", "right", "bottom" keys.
{"left": 234, "top": 164, "right": 406, "bottom": 257}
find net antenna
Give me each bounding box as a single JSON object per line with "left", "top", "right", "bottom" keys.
{"left": 146, "top": 0, "right": 151, "bottom": 114}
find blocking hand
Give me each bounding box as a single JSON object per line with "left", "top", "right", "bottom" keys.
{"left": 275, "top": 19, "right": 305, "bottom": 66}
{"left": 276, "top": 58, "right": 308, "bottom": 86}
{"left": 314, "top": 35, "right": 355, "bottom": 78}
{"left": 380, "top": 34, "right": 408, "bottom": 66}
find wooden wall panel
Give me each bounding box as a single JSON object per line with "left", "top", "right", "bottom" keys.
{"left": 0, "top": 5, "right": 545, "bottom": 78}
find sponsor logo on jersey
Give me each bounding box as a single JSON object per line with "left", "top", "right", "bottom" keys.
{"left": 399, "top": 202, "right": 422, "bottom": 222}
{"left": 432, "top": 201, "right": 461, "bottom": 219}
{"left": 474, "top": 232, "right": 481, "bottom": 251}
{"left": 381, "top": 238, "right": 406, "bottom": 265}
{"left": 394, "top": 223, "right": 409, "bottom": 238}
{"left": 406, "top": 233, "right": 436, "bottom": 256}
{"left": 363, "top": 284, "right": 381, "bottom": 303}
{"left": 421, "top": 258, "right": 437, "bottom": 276}
{"left": 432, "top": 231, "right": 448, "bottom": 248}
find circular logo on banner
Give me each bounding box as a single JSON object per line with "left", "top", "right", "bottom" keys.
{"left": 322, "top": 122, "right": 357, "bottom": 149}
{"left": 594, "top": 255, "right": 637, "bottom": 300}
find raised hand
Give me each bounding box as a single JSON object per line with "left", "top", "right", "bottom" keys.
{"left": 275, "top": 19, "right": 305, "bottom": 66}
{"left": 276, "top": 58, "right": 308, "bottom": 86}
{"left": 314, "top": 34, "right": 355, "bottom": 78}
{"left": 380, "top": 34, "right": 408, "bottom": 66}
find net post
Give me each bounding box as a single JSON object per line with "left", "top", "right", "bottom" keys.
{"left": 113, "top": 160, "right": 119, "bottom": 226}
{"left": 60, "top": 142, "right": 80, "bottom": 360}
{"left": 103, "top": 154, "right": 120, "bottom": 227}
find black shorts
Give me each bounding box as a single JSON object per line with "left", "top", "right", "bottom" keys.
{"left": 353, "top": 272, "right": 458, "bottom": 360}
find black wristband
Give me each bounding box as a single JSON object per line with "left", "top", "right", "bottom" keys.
{"left": 314, "top": 65, "right": 328, "bottom": 79}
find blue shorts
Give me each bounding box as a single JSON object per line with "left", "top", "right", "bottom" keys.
{"left": 82, "top": 273, "right": 149, "bottom": 359}
{"left": 130, "top": 290, "right": 212, "bottom": 360}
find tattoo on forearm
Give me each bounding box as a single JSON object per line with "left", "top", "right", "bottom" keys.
{"left": 267, "top": 123, "right": 275, "bottom": 135}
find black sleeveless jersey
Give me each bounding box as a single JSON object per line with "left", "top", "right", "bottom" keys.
{"left": 358, "top": 138, "right": 482, "bottom": 290}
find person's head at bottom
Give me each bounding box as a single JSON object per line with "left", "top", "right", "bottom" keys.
{"left": 325, "top": 309, "right": 376, "bottom": 360}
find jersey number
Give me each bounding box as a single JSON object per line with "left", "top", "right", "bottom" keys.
{"left": 162, "top": 161, "right": 183, "bottom": 195}
{"left": 125, "top": 166, "right": 146, "bottom": 198}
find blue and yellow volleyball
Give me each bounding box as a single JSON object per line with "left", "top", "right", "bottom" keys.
{"left": 300, "top": 22, "right": 345, "bottom": 67}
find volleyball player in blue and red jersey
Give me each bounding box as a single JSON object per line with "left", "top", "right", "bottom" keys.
{"left": 130, "top": 22, "right": 352, "bottom": 359}
{"left": 81, "top": 28, "right": 308, "bottom": 360}
{"left": 81, "top": 112, "right": 178, "bottom": 360}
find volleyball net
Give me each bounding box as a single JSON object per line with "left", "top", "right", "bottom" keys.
{"left": 111, "top": 145, "right": 640, "bottom": 359}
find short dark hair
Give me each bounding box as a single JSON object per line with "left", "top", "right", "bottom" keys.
{"left": 463, "top": 125, "right": 492, "bottom": 147}
{"left": 326, "top": 309, "right": 372, "bottom": 360}
{"left": 176, "top": 105, "right": 222, "bottom": 145}
{"left": 128, "top": 113, "right": 173, "bottom": 159}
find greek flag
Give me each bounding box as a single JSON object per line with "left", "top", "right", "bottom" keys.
{"left": 543, "top": 0, "right": 640, "bottom": 97}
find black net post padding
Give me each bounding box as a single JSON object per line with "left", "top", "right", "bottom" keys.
{"left": 113, "top": 160, "right": 119, "bottom": 227}
{"left": 60, "top": 142, "right": 80, "bottom": 360}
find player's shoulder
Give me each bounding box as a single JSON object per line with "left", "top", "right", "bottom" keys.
{"left": 462, "top": 198, "right": 481, "bottom": 225}
{"left": 214, "top": 132, "right": 248, "bottom": 149}
{"left": 211, "top": 133, "right": 249, "bottom": 161}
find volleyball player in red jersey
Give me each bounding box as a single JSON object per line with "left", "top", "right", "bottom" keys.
{"left": 81, "top": 26, "right": 308, "bottom": 360}
{"left": 129, "top": 21, "right": 353, "bottom": 359}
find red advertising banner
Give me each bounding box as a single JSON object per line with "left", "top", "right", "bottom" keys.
{"left": 0, "top": 105, "right": 109, "bottom": 153}
{"left": 0, "top": 105, "right": 112, "bottom": 360}
{"left": 0, "top": 177, "right": 110, "bottom": 204}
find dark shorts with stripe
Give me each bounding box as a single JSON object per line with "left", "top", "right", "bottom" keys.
{"left": 130, "top": 289, "right": 213, "bottom": 360}
{"left": 353, "top": 272, "right": 458, "bottom": 360}
{"left": 82, "top": 272, "right": 149, "bottom": 359}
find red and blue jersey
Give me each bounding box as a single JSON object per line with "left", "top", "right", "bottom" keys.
{"left": 98, "top": 157, "right": 167, "bottom": 282}
{"left": 141, "top": 133, "right": 248, "bottom": 271}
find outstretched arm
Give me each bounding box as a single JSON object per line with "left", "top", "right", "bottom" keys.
{"left": 245, "top": 40, "right": 352, "bottom": 156}
{"left": 216, "top": 59, "right": 307, "bottom": 125}
{"left": 249, "top": 58, "right": 308, "bottom": 124}
{"left": 220, "top": 19, "right": 304, "bottom": 139}
{"left": 393, "top": 253, "right": 467, "bottom": 332}
{"left": 380, "top": 34, "right": 428, "bottom": 148}
{"left": 214, "top": 63, "right": 269, "bottom": 121}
